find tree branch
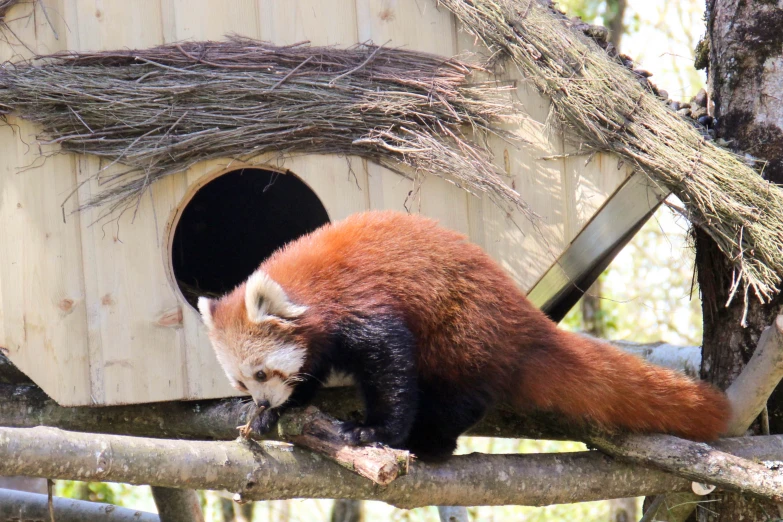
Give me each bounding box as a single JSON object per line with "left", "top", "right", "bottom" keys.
{"left": 588, "top": 433, "right": 783, "bottom": 502}
{"left": 278, "top": 407, "right": 410, "bottom": 486}
{"left": 0, "top": 487, "right": 159, "bottom": 522}
{"left": 0, "top": 384, "right": 581, "bottom": 442}
{"left": 646, "top": 314, "right": 783, "bottom": 521}
{"left": 725, "top": 315, "right": 783, "bottom": 435}
{"left": 0, "top": 426, "right": 782, "bottom": 508}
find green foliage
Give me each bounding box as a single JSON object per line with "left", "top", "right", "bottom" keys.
{"left": 556, "top": 0, "right": 603, "bottom": 22}
{"left": 56, "top": 481, "right": 157, "bottom": 513}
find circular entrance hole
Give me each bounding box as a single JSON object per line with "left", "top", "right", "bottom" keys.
{"left": 171, "top": 168, "right": 330, "bottom": 307}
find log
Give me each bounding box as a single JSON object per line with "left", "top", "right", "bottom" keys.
{"left": 0, "top": 487, "right": 159, "bottom": 522}
{"left": 0, "top": 426, "right": 782, "bottom": 508}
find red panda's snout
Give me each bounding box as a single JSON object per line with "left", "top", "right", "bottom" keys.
{"left": 197, "top": 269, "right": 312, "bottom": 409}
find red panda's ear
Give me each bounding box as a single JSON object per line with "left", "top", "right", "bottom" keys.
{"left": 197, "top": 297, "right": 216, "bottom": 330}
{"left": 245, "top": 271, "right": 308, "bottom": 323}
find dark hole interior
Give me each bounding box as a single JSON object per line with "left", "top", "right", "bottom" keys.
{"left": 172, "top": 168, "right": 330, "bottom": 307}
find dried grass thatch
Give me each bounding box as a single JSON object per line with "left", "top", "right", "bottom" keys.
{"left": 0, "top": 37, "right": 526, "bottom": 219}
{"left": 440, "top": 0, "right": 783, "bottom": 312}
{"left": 0, "top": 0, "right": 19, "bottom": 20}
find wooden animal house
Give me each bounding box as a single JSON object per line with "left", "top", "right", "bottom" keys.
{"left": 0, "top": 0, "right": 667, "bottom": 408}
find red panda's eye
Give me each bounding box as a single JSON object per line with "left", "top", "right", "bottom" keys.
{"left": 255, "top": 370, "right": 268, "bottom": 382}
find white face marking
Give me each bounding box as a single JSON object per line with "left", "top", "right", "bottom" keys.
{"left": 232, "top": 344, "right": 307, "bottom": 408}
{"left": 264, "top": 345, "right": 307, "bottom": 376}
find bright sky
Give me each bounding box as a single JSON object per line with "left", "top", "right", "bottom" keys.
{"left": 619, "top": 0, "right": 706, "bottom": 101}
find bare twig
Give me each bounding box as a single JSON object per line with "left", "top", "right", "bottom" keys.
{"left": 47, "top": 478, "right": 54, "bottom": 522}
{"left": 0, "top": 383, "right": 583, "bottom": 443}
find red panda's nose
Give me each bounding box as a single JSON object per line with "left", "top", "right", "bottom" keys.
{"left": 255, "top": 398, "right": 271, "bottom": 409}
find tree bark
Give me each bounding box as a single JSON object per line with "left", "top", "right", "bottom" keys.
{"left": 0, "top": 426, "right": 782, "bottom": 509}
{"left": 279, "top": 406, "right": 410, "bottom": 486}
{"left": 0, "top": 487, "right": 160, "bottom": 522}
{"left": 643, "top": 313, "right": 783, "bottom": 521}
{"left": 694, "top": 0, "right": 783, "bottom": 520}
{"left": 588, "top": 433, "right": 783, "bottom": 502}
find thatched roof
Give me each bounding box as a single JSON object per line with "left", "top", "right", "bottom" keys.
{"left": 440, "top": 0, "right": 783, "bottom": 315}
{"left": 0, "top": 39, "right": 528, "bottom": 220}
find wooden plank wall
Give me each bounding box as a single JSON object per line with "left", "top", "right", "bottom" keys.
{"left": 0, "top": 0, "right": 633, "bottom": 406}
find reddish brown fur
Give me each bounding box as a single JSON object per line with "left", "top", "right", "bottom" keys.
{"left": 214, "top": 210, "right": 730, "bottom": 441}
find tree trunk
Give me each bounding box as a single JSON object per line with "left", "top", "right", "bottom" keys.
{"left": 581, "top": 280, "right": 607, "bottom": 338}
{"left": 235, "top": 502, "right": 254, "bottom": 522}
{"left": 331, "top": 499, "right": 363, "bottom": 522}
{"left": 150, "top": 487, "right": 205, "bottom": 522}
{"left": 605, "top": 0, "right": 628, "bottom": 50}
{"left": 696, "top": 0, "right": 783, "bottom": 520}
{"left": 220, "top": 497, "right": 235, "bottom": 522}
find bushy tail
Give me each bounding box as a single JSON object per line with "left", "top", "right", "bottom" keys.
{"left": 517, "top": 330, "right": 731, "bottom": 441}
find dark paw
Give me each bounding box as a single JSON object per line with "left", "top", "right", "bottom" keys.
{"left": 251, "top": 408, "right": 281, "bottom": 435}
{"left": 337, "top": 421, "right": 384, "bottom": 446}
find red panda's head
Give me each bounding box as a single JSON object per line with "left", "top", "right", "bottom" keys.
{"left": 197, "top": 270, "right": 309, "bottom": 409}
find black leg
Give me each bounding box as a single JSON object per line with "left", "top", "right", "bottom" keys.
{"left": 337, "top": 315, "right": 418, "bottom": 448}
{"left": 404, "top": 385, "right": 491, "bottom": 462}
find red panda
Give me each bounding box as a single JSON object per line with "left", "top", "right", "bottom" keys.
{"left": 198, "top": 210, "right": 731, "bottom": 461}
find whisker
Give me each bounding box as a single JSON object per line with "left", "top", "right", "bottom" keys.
{"left": 287, "top": 372, "right": 325, "bottom": 386}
